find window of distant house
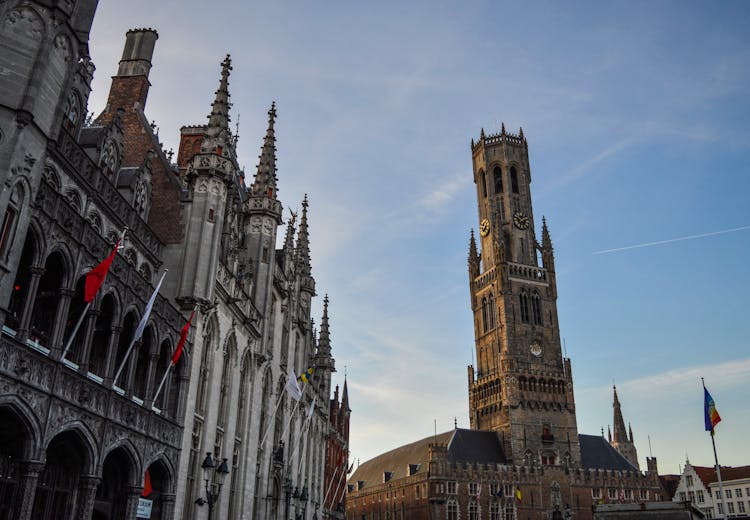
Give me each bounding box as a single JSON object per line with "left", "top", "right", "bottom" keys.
{"left": 468, "top": 501, "right": 479, "bottom": 520}
{"left": 679, "top": 492, "right": 686, "bottom": 501}
{"left": 717, "top": 503, "right": 723, "bottom": 514}
{"left": 688, "top": 491, "right": 695, "bottom": 502}
{"left": 447, "top": 499, "right": 458, "bottom": 520}
{"left": 447, "top": 482, "right": 457, "bottom": 495}
{"left": 609, "top": 488, "right": 618, "bottom": 500}
{"left": 737, "top": 488, "right": 743, "bottom": 498}
{"left": 686, "top": 476, "right": 694, "bottom": 487}
{"left": 592, "top": 488, "right": 602, "bottom": 499}
{"left": 640, "top": 489, "right": 648, "bottom": 501}
{"left": 697, "top": 490, "right": 704, "bottom": 503}
{"left": 541, "top": 452, "right": 555, "bottom": 465}
{"left": 468, "top": 483, "right": 479, "bottom": 496}
{"left": 727, "top": 490, "right": 733, "bottom": 499}
{"left": 738, "top": 501, "right": 745, "bottom": 513}
{"left": 728, "top": 502, "right": 735, "bottom": 514}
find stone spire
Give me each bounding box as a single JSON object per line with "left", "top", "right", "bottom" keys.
{"left": 296, "top": 195, "right": 312, "bottom": 276}
{"left": 468, "top": 229, "right": 480, "bottom": 278}
{"left": 342, "top": 377, "right": 351, "bottom": 413}
{"left": 612, "top": 385, "right": 628, "bottom": 443}
{"left": 250, "top": 102, "right": 278, "bottom": 198}
{"left": 629, "top": 422, "right": 634, "bottom": 442}
{"left": 541, "top": 216, "right": 555, "bottom": 271}
{"left": 317, "top": 294, "right": 331, "bottom": 356}
{"left": 203, "top": 55, "right": 232, "bottom": 143}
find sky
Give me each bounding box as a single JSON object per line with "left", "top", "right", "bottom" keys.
{"left": 86, "top": 1, "right": 750, "bottom": 476}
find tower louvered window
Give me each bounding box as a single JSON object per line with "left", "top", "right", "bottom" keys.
{"left": 488, "top": 293, "right": 496, "bottom": 330}
{"left": 482, "top": 297, "right": 488, "bottom": 333}
{"left": 494, "top": 166, "right": 503, "bottom": 193}
{"left": 480, "top": 170, "right": 487, "bottom": 197}
{"left": 519, "top": 291, "right": 530, "bottom": 323}
{"left": 511, "top": 166, "right": 519, "bottom": 193}
{"left": 531, "top": 291, "right": 542, "bottom": 325}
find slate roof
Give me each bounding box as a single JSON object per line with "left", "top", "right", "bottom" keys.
{"left": 350, "top": 430, "right": 641, "bottom": 492}
{"left": 349, "top": 429, "right": 507, "bottom": 491}
{"left": 579, "top": 434, "right": 638, "bottom": 471}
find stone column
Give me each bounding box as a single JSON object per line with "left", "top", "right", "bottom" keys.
{"left": 49, "top": 287, "right": 74, "bottom": 358}
{"left": 15, "top": 266, "right": 44, "bottom": 342}
{"left": 76, "top": 475, "right": 102, "bottom": 519}
{"left": 124, "top": 485, "right": 144, "bottom": 519}
{"left": 161, "top": 493, "right": 176, "bottom": 520}
{"left": 16, "top": 460, "right": 44, "bottom": 520}
{"left": 77, "top": 308, "right": 99, "bottom": 374}
{"left": 103, "top": 325, "right": 122, "bottom": 386}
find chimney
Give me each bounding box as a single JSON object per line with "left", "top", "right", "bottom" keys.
{"left": 117, "top": 28, "right": 159, "bottom": 77}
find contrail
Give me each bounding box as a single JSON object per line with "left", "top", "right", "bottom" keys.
{"left": 593, "top": 225, "right": 750, "bottom": 255}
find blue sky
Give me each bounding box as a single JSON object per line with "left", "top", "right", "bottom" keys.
{"left": 87, "top": 1, "right": 750, "bottom": 475}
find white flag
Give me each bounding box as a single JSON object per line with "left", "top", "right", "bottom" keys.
{"left": 306, "top": 396, "right": 317, "bottom": 422}
{"left": 285, "top": 367, "right": 302, "bottom": 401}
{"left": 133, "top": 270, "right": 166, "bottom": 343}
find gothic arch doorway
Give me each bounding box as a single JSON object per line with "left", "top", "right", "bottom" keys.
{"left": 142, "top": 459, "right": 171, "bottom": 520}
{"left": 0, "top": 406, "right": 33, "bottom": 518}
{"left": 93, "top": 447, "right": 135, "bottom": 520}
{"left": 32, "top": 430, "right": 90, "bottom": 519}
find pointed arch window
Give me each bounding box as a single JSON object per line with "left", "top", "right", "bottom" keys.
{"left": 531, "top": 291, "right": 542, "bottom": 325}
{"left": 480, "top": 169, "right": 487, "bottom": 198}
{"left": 519, "top": 290, "right": 530, "bottom": 323}
{"left": 0, "top": 184, "right": 23, "bottom": 261}
{"left": 481, "top": 297, "right": 488, "bottom": 333}
{"left": 447, "top": 499, "right": 458, "bottom": 520}
{"left": 62, "top": 91, "right": 81, "bottom": 134}
{"left": 493, "top": 166, "right": 503, "bottom": 194}
{"left": 510, "top": 166, "right": 519, "bottom": 194}
{"left": 487, "top": 293, "right": 496, "bottom": 330}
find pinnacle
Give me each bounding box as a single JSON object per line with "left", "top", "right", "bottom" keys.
{"left": 205, "top": 55, "right": 232, "bottom": 140}
{"left": 250, "top": 101, "right": 279, "bottom": 198}
{"left": 295, "top": 195, "right": 312, "bottom": 276}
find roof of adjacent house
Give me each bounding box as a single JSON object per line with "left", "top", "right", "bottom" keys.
{"left": 579, "top": 434, "right": 638, "bottom": 472}
{"left": 691, "top": 465, "right": 750, "bottom": 487}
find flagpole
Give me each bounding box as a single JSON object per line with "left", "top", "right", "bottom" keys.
{"left": 332, "top": 462, "right": 350, "bottom": 509}
{"left": 61, "top": 228, "right": 127, "bottom": 361}
{"left": 260, "top": 384, "right": 296, "bottom": 448}
{"left": 292, "top": 419, "right": 310, "bottom": 476}
{"left": 322, "top": 465, "right": 339, "bottom": 509}
{"left": 280, "top": 397, "right": 302, "bottom": 441}
{"left": 152, "top": 305, "right": 198, "bottom": 405}
{"left": 60, "top": 301, "right": 91, "bottom": 360}
{"left": 112, "top": 269, "right": 167, "bottom": 387}
{"left": 703, "top": 378, "right": 728, "bottom": 519}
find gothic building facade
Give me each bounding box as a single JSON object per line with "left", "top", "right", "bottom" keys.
{"left": 346, "top": 127, "right": 661, "bottom": 520}
{"left": 0, "top": 2, "right": 347, "bottom": 519}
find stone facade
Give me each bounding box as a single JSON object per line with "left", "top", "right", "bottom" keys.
{"left": 0, "top": 2, "right": 347, "bottom": 519}
{"left": 347, "top": 127, "right": 661, "bottom": 520}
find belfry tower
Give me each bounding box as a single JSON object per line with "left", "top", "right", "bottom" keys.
{"left": 467, "top": 125, "right": 581, "bottom": 466}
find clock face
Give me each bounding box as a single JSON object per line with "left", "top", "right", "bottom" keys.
{"left": 513, "top": 212, "right": 530, "bottom": 230}
{"left": 479, "top": 218, "right": 490, "bottom": 237}
{"left": 530, "top": 342, "right": 543, "bottom": 357}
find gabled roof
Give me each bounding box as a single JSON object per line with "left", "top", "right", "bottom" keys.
{"left": 579, "top": 434, "right": 638, "bottom": 471}
{"left": 692, "top": 465, "right": 750, "bottom": 487}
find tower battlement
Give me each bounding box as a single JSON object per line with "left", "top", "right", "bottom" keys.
{"left": 471, "top": 124, "right": 527, "bottom": 152}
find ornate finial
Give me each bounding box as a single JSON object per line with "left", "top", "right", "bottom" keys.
{"left": 454, "top": 417, "right": 458, "bottom": 429}
{"left": 295, "top": 195, "right": 312, "bottom": 276}
{"left": 519, "top": 126, "right": 524, "bottom": 139}
{"left": 480, "top": 128, "right": 485, "bottom": 139}
{"left": 501, "top": 122, "right": 506, "bottom": 135}
{"left": 318, "top": 292, "right": 331, "bottom": 356}
{"left": 470, "top": 138, "right": 475, "bottom": 149}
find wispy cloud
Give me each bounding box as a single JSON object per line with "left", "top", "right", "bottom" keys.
{"left": 593, "top": 225, "right": 750, "bottom": 255}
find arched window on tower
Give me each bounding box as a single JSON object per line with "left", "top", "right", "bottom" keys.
{"left": 510, "top": 166, "right": 519, "bottom": 194}
{"left": 481, "top": 297, "right": 488, "bottom": 333}
{"left": 487, "top": 293, "right": 496, "bottom": 330}
{"left": 62, "top": 91, "right": 81, "bottom": 134}
{"left": 493, "top": 166, "right": 503, "bottom": 194}
{"left": 480, "top": 169, "right": 487, "bottom": 198}
{"left": 531, "top": 291, "right": 542, "bottom": 325}
{"left": 519, "top": 291, "right": 530, "bottom": 323}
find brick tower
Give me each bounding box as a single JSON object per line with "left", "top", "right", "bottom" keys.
{"left": 467, "top": 125, "right": 581, "bottom": 466}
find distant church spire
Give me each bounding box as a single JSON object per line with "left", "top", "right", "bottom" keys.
{"left": 468, "top": 229, "right": 480, "bottom": 277}
{"left": 205, "top": 55, "right": 232, "bottom": 140}
{"left": 612, "top": 385, "right": 627, "bottom": 443}
{"left": 250, "top": 102, "right": 278, "bottom": 198}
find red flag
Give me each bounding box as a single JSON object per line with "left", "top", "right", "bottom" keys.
{"left": 141, "top": 469, "right": 153, "bottom": 497}
{"left": 84, "top": 240, "right": 120, "bottom": 303}
{"left": 171, "top": 310, "right": 195, "bottom": 365}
